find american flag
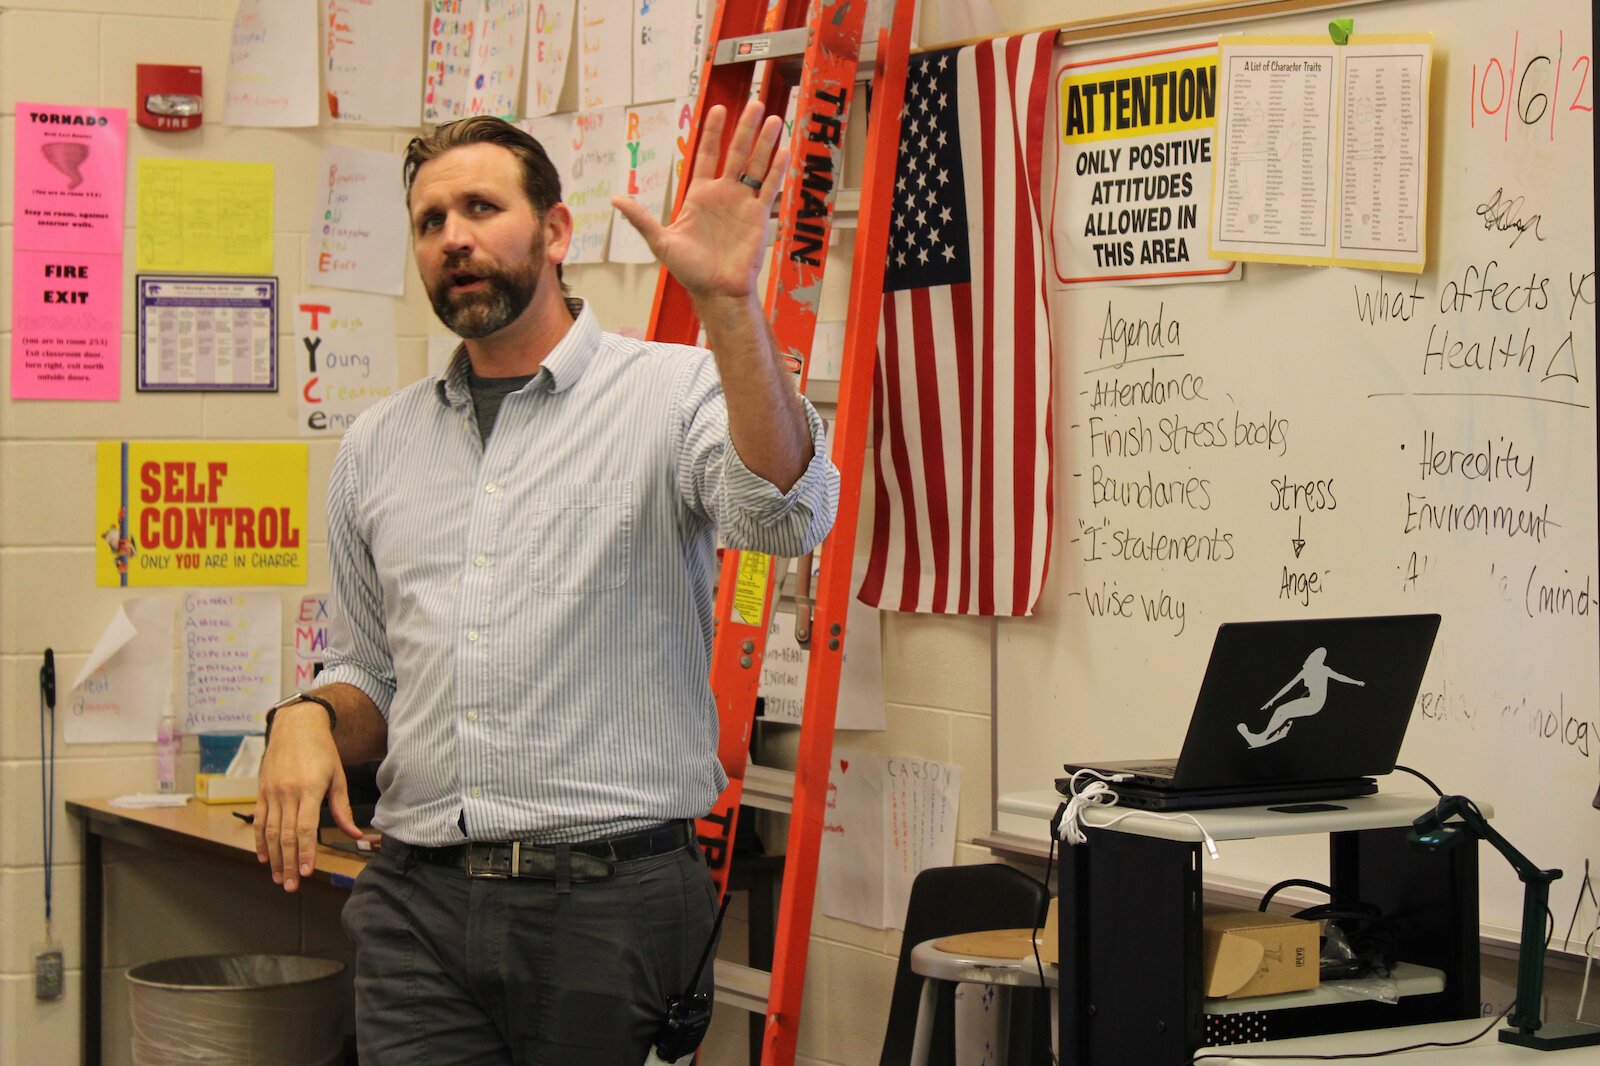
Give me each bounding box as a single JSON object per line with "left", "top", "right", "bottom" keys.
{"left": 858, "top": 33, "right": 1056, "bottom": 617}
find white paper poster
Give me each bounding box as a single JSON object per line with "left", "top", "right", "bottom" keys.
{"left": 609, "top": 100, "right": 683, "bottom": 263}
{"left": 527, "top": 0, "right": 576, "bottom": 117}
{"left": 224, "top": 0, "right": 320, "bottom": 127}
{"left": 66, "top": 598, "right": 176, "bottom": 744}
{"left": 578, "top": 0, "right": 632, "bottom": 109}
{"left": 467, "top": 0, "right": 531, "bottom": 118}
{"left": 816, "top": 749, "right": 886, "bottom": 928}
{"left": 326, "top": 0, "right": 425, "bottom": 127}
{"left": 293, "top": 594, "right": 330, "bottom": 691}
{"left": 181, "top": 590, "right": 281, "bottom": 734}
{"left": 564, "top": 106, "right": 625, "bottom": 263}
{"left": 633, "top": 3, "right": 696, "bottom": 104}
{"left": 293, "top": 293, "right": 399, "bottom": 437}
{"left": 424, "top": 0, "right": 477, "bottom": 123}
{"left": 818, "top": 751, "right": 962, "bottom": 929}
{"left": 758, "top": 563, "right": 886, "bottom": 730}
{"left": 307, "top": 144, "right": 410, "bottom": 296}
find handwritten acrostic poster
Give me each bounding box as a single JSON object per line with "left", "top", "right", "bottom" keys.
{"left": 818, "top": 751, "right": 961, "bottom": 929}
{"left": 633, "top": 4, "right": 696, "bottom": 104}
{"left": 13, "top": 103, "right": 127, "bottom": 255}
{"left": 182, "top": 590, "right": 282, "bottom": 734}
{"left": 65, "top": 598, "right": 175, "bottom": 745}
{"left": 224, "top": 0, "right": 319, "bottom": 127}
{"left": 10, "top": 249, "right": 122, "bottom": 400}
{"left": 95, "top": 441, "right": 309, "bottom": 587}
{"left": 565, "top": 107, "right": 625, "bottom": 263}
{"left": 293, "top": 294, "right": 399, "bottom": 437}
{"left": 578, "top": 0, "right": 631, "bottom": 109}
{"left": 326, "top": 0, "right": 425, "bottom": 127}
{"left": 610, "top": 100, "right": 682, "bottom": 262}
{"left": 308, "top": 145, "right": 409, "bottom": 295}
{"left": 518, "top": 113, "right": 575, "bottom": 178}
{"left": 526, "top": 0, "right": 575, "bottom": 117}
{"left": 293, "top": 594, "right": 331, "bottom": 691}
{"left": 424, "top": 0, "right": 476, "bottom": 123}
{"left": 137, "top": 159, "right": 274, "bottom": 274}
{"left": 467, "top": 0, "right": 530, "bottom": 118}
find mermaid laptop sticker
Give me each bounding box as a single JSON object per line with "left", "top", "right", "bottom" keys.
{"left": 1238, "top": 647, "right": 1365, "bottom": 749}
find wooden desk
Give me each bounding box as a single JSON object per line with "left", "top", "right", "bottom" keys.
{"left": 67, "top": 798, "right": 367, "bottom": 1066}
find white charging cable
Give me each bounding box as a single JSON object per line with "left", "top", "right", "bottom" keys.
{"left": 1055, "top": 769, "right": 1221, "bottom": 859}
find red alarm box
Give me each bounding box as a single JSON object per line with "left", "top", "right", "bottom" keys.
{"left": 137, "top": 64, "right": 203, "bottom": 131}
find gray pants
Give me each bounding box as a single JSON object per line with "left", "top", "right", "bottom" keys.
{"left": 341, "top": 839, "right": 719, "bottom": 1065}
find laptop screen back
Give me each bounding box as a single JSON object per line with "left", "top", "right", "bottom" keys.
{"left": 1169, "top": 614, "right": 1441, "bottom": 789}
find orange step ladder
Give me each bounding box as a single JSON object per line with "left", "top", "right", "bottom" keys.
{"left": 645, "top": 0, "right": 918, "bottom": 1061}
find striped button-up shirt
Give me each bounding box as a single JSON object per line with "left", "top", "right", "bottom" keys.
{"left": 318, "top": 303, "right": 838, "bottom": 845}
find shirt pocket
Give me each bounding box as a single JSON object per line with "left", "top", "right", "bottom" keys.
{"left": 529, "top": 481, "right": 633, "bottom": 594}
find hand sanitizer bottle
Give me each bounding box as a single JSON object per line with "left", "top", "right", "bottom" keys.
{"left": 156, "top": 712, "right": 179, "bottom": 793}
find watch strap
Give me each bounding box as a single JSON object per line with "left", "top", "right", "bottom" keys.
{"left": 264, "top": 693, "right": 337, "bottom": 747}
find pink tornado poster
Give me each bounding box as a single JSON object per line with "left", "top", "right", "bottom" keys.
{"left": 14, "top": 103, "right": 127, "bottom": 255}
{"left": 11, "top": 103, "right": 127, "bottom": 400}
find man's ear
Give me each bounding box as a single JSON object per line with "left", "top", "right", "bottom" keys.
{"left": 543, "top": 203, "right": 574, "bottom": 266}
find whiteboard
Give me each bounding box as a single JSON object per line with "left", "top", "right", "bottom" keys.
{"left": 996, "top": 0, "right": 1597, "bottom": 944}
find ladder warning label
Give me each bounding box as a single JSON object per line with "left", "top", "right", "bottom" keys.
{"left": 731, "top": 551, "right": 771, "bottom": 626}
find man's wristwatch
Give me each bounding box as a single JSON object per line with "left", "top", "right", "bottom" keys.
{"left": 264, "top": 692, "right": 338, "bottom": 747}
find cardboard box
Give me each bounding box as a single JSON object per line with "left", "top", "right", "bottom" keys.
{"left": 194, "top": 773, "right": 258, "bottom": 804}
{"left": 1202, "top": 905, "right": 1319, "bottom": 998}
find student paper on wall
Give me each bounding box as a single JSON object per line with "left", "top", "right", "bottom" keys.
{"left": 307, "top": 145, "right": 410, "bottom": 295}
{"left": 325, "top": 0, "right": 425, "bottom": 127}
{"left": 424, "top": 0, "right": 475, "bottom": 122}
{"left": 563, "top": 107, "right": 625, "bottom": 263}
{"left": 224, "top": 0, "right": 319, "bottom": 127}
{"left": 294, "top": 594, "right": 331, "bottom": 691}
{"left": 610, "top": 100, "right": 683, "bottom": 263}
{"left": 633, "top": 4, "right": 698, "bottom": 104}
{"left": 526, "top": 0, "right": 576, "bottom": 117}
{"left": 578, "top": 0, "right": 632, "bottom": 109}
{"left": 293, "top": 294, "right": 399, "bottom": 437}
{"left": 66, "top": 598, "right": 176, "bottom": 744}
{"left": 182, "top": 591, "right": 282, "bottom": 734}
{"left": 819, "top": 751, "right": 961, "bottom": 929}
{"left": 467, "top": 1, "right": 530, "bottom": 119}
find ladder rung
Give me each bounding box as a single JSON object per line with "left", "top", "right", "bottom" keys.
{"left": 741, "top": 764, "right": 796, "bottom": 814}
{"left": 714, "top": 30, "right": 879, "bottom": 69}
{"left": 713, "top": 959, "right": 773, "bottom": 1015}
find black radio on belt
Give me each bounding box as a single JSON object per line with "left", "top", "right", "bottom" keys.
{"left": 654, "top": 893, "right": 731, "bottom": 1060}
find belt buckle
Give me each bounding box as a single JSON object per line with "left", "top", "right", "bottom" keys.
{"left": 466, "top": 841, "right": 518, "bottom": 879}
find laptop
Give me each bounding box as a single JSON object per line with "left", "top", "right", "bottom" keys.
{"left": 1059, "top": 614, "right": 1441, "bottom": 811}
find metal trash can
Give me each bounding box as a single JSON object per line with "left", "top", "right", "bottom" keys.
{"left": 127, "top": 954, "right": 346, "bottom": 1065}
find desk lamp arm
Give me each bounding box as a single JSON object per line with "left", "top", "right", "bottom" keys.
{"left": 1409, "top": 795, "right": 1560, "bottom": 1036}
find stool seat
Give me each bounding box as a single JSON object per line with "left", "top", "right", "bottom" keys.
{"left": 907, "top": 933, "right": 1058, "bottom": 1065}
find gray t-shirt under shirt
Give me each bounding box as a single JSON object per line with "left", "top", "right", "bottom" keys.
{"left": 468, "top": 370, "right": 536, "bottom": 442}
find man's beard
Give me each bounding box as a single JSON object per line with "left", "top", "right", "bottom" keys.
{"left": 428, "top": 252, "right": 541, "bottom": 339}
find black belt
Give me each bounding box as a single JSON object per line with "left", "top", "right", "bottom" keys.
{"left": 408, "top": 820, "right": 693, "bottom": 881}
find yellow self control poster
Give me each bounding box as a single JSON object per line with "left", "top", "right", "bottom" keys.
{"left": 96, "top": 441, "right": 308, "bottom": 586}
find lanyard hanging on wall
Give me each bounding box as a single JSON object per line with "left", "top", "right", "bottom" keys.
{"left": 36, "top": 649, "right": 62, "bottom": 1000}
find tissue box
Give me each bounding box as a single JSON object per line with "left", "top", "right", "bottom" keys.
{"left": 199, "top": 732, "right": 255, "bottom": 773}
{"left": 195, "top": 773, "right": 258, "bottom": 804}
{"left": 1202, "top": 906, "right": 1319, "bottom": 999}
